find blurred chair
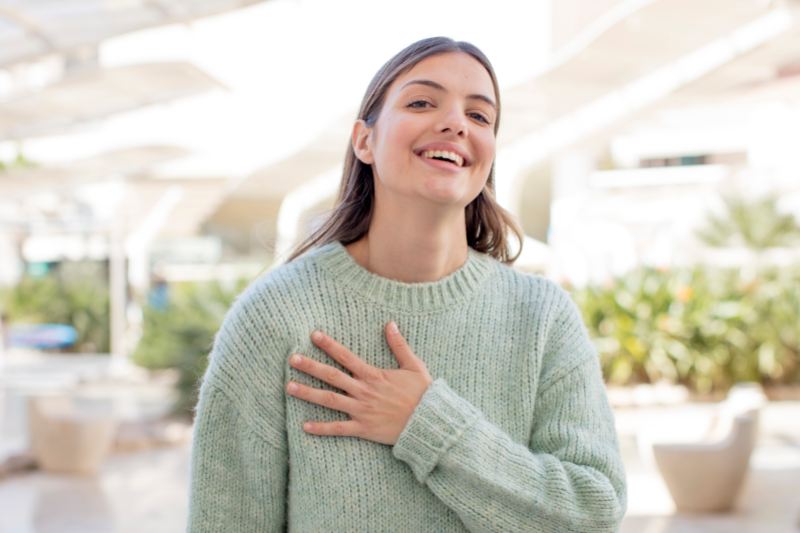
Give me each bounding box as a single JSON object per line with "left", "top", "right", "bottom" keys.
{"left": 28, "top": 396, "right": 117, "bottom": 476}
{"left": 652, "top": 383, "right": 767, "bottom": 513}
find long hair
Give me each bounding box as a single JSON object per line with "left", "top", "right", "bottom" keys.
{"left": 288, "top": 36, "right": 522, "bottom": 263}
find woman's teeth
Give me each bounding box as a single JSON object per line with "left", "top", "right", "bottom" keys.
{"left": 420, "top": 150, "right": 464, "bottom": 167}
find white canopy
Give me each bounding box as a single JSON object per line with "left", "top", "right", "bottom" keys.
{"left": 0, "top": 145, "right": 189, "bottom": 200}
{"left": 497, "top": 0, "right": 772, "bottom": 147}
{"left": 0, "top": 62, "right": 223, "bottom": 141}
{"left": 0, "top": 0, "right": 271, "bottom": 69}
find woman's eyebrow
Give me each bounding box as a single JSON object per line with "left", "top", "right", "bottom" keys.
{"left": 467, "top": 94, "right": 497, "bottom": 110}
{"left": 400, "top": 79, "right": 496, "bottom": 110}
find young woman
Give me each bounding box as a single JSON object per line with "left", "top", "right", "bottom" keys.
{"left": 187, "top": 37, "right": 626, "bottom": 532}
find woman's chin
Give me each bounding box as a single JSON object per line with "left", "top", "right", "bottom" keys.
{"left": 418, "top": 181, "right": 478, "bottom": 206}
{"left": 419, "top": 189, "right": 471, "bottom": 207}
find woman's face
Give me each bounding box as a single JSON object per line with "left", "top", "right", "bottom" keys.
{"left": 354, "top": 52, "right": 498, "bottom": 209}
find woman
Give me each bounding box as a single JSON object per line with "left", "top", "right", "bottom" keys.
{"left": 187, "top": 37, "right": 626, "bottom": 532}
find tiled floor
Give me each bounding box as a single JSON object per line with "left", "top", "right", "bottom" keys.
{"left": 622, "top": 468, "right": 800, "bottom": 533}
{"left": 0, "top": 444, "right": 191, "bottom": 533}
{"left": 0, "top": 402, "right": 798, "bottom": 532}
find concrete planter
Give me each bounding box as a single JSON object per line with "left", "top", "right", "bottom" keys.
{"left": 653, "top": 410, "right": 758, "bottom": 512}
{"left": 28, "top": 396, "right": 117, "bottom": 476}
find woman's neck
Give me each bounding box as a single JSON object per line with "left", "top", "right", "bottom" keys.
{"left": 345, "top": 197, "right": 469, "bottom": 284}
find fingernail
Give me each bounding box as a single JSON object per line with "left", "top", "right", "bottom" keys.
{"left": 303, "top": 423, "right": 313, "bottom": 432}
{"left": 388, "top": 322, "right": 399, "bottom": 334}
{"left": 287, "top": 383, "right": 298, "bottom": 393}
{"left": 291, "top": 355, "right": 302, "bottom": 366}
{"left": 311, "top": 331, "right": 323, "bottom": 342}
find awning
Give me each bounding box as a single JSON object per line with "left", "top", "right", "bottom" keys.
{"left": 0, "top": 145, "right": 190, "bottom": 198}
{"left": 497, "top": 0, "right": 773, "bottom": 147}
{"left": 1, "top": 176, "right": 228, "bottom": 237}
{"left": 0, "top": 146, "right": 227, "bottom": 240}
{"left": 0, "top": 62, "right": 223, "bottom": 141}
{"left": 0, "top": 0, "right": 272, "bottom": 69}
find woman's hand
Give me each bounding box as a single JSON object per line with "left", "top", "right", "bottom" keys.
{"left": 286, "top": 322, "right": 433, "bottom": 445}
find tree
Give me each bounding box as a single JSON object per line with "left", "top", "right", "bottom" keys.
{"left": 696, "top": 195, "right": 800, "bottom": 250}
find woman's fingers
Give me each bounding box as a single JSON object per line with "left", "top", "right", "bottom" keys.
{"left": 289, "top": 354, "right": 360, "bottom": 396}
{"left": 286, "top": 381, "right": 360, "bottom": 414}
{"left": 311, "top": 331, "right": 371, "bottom": 378}
{"left": 302, "top": 420, "right": 360, "bottom": 438}
{"left": 385, "top": 322, "right": 419, "bottom": 370}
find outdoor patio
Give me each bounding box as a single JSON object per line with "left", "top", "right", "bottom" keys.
{"left": 2, "top": 1, "right": 800, "bottom": 532}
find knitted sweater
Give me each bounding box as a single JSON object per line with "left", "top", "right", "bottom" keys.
{"left": 187, "top": 241, "right": 627, "bottom": 533}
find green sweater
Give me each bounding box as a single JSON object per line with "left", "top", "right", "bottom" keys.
{"left": 187, "top": 242, "right": 627, "bottom": 532}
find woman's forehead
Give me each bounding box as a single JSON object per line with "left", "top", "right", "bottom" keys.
{"left": 394, "top": 52, "right": 496, "bottom": 97}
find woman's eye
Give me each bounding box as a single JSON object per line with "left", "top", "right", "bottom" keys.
{"left": 407, "top": 100, "right": 431, "bottom": 108}
{"left": 469, "top": 112, "right": 491, "bottom": 124}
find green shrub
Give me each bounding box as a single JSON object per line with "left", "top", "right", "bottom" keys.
{"left": 132, "top": 279, "right": 248, "bottom": 417}
{"left": 571, "top": 267, "right": 800, "bottom": 393}
{"left": 0, "top": 262, "right": 110, "bottom": 353}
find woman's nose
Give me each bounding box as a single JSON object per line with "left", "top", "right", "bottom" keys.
{"left": 436, "top": 106, "right": 467, "bottom": 137}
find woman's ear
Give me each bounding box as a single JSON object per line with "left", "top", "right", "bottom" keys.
{"left": 352, "top": 119, "right": 374, "bottom": 164}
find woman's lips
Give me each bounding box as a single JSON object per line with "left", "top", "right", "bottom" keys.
{"left": 413, "top": 144, "right": 471, "bottom": 167}
{"left": 416, "top": 152, "right": 466, "bottom": 173}
{"left": 419, "top": 149, "right": 464, "bottom": 167}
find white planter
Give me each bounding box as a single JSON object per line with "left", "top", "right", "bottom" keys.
{"left": 28, "top": 396, "right": 118, "bottom": 476}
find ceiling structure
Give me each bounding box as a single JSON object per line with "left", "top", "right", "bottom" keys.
{"left": 498, "top": 3, "right": 798, "bottom": 238}
{"left": 1, "top": 175, "right": 228, "bottom": 249}
{"left": 496, "top": 0, "right": 774, "bottom": 149}
{"left": 568, "top": 6, "right": 800, "bottom": 159}
{"left": 0, "top": 62, "right": 223, "bottom": 141}
{"left": 643, "top": 14, "right": 800, "bottom": 110}
{"left": 205, "top": 113, "right": 354, "bottom": 251}
{"left": 554, "top": 10, "right": 800, "bottom": 231}
{"left": 0, "top": 146, "right": 229, "bottom": 239}
{"left": 120, "top": 177, "right": 229, "bottom": 239}
{"left": 0, "top": 0, "right": 272, "bottom": 69}
{"left": 0, "top": 145, "right": 189, "bottom": 200}
{"left": 0, "top": 0, "right": 269, "bottom": 243}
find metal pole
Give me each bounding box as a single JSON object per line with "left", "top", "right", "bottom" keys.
{"left": 109, "top": 178, "right": 127, "bottom": 373}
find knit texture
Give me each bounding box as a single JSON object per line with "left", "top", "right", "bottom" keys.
{"left": 187, "top": 242, "right": 627, "bottom": 533}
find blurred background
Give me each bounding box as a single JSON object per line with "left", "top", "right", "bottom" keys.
{"left": 0, "top": 0, "right": 799, "bottom": 531}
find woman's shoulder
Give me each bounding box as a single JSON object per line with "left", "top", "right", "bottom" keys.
{"left": 201, "top": 251, "right": 332, "bottom": 417}
{"left": 487, "top": 258, "right": 594, "bottom": 378}
{"left": 229, "top": 243, "right": 332, "bottom": 321}
{"left": 207, "top": 248, "right": 328, "bottom": 372}
{"left": 485, "top": 257, "right": 573, "bottom": 313}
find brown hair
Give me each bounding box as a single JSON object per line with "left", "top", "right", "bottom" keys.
{"left": 288, "top": 36, "right": 522, "bottom": 263}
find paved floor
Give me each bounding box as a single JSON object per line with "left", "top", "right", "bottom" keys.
{"left": 0, "top": 444, "right": 191, "bottom": 533}
{"left": 0, "top": 402, "right": 798, "bottom": 532}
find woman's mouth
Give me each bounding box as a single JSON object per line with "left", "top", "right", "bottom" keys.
{"left": 418, "top": 150, "right": 465, "bottom": 168}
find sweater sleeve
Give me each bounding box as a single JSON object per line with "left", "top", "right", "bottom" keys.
{"left": 186, "top": 285, "right": 291, "bottom": 533}
{"left": 392, "top": 290, "right": 627, "bottom": 533}
{"left": 187, "top": 384, "right": 288, "bottom": 533}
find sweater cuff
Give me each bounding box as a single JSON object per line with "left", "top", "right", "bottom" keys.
{"left": 392, "top": 379, "right": 480, "bottom": 483}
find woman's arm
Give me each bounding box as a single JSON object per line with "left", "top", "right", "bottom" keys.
{"left": 286, "top": 290, "right": 626, "bottom": 532}
{"left": 186, "top": 288, "right": 290, "bottom": 533}
{"left": 394, "top": 364, "right": 625, "bottom": 532}
{"left": 187, "top": 384, "right": 288, "bottom": 533}
{"left": 392, "top": 293, "right": 626, "bottom": 533}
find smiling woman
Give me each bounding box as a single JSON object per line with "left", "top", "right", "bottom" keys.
{"left": 187, "top": 37, "right": 627, "bottom": 533}
{"left": 288, "top": 37, "right": 519, "bottom": 268}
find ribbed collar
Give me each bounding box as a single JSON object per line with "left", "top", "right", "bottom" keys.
{"left": 312, "top": 241, "right": 495, "bottom": 313}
